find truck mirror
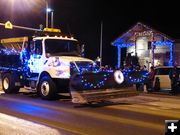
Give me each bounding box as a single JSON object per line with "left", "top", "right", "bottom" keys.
{"left": 39, "top": 24, "right": 43, "bottom": 31}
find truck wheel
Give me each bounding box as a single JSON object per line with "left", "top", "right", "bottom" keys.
{"left": 38, "top": 76, "right": 57, "bottom": 100}
{"left": 2, "top": 73, "right": 20, "bottom": 94}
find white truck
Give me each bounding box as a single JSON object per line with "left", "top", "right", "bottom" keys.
{"left": 0, "top": 28, "right": 138, "bottom": 103}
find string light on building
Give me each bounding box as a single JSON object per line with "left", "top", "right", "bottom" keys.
{"left": 152, "top": 41, "right": 174, "bottom": 66}
{"left": 112, "top": 22, "right": 175, "bottom": 68}
{"left": 152, "top": 41, "right": 173, "bottom": 46}
{"left": 114, "top": 43, "right": 135, "bottom": 48}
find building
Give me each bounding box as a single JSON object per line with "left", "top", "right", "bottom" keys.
{"left": 112, "top": 22, "right": 180, "bottom": 69}
{"left": 174, "top": 39, "right": 180, "bottom": 65}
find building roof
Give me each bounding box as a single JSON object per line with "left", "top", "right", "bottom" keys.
{"left": 112, "top": 22, "right": 174, "bottom": 46}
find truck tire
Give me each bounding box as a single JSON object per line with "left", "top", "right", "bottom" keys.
{"left": 38, "top": 76, "right": 57, "bottom": 100}
{"left": 2, "top": 73, "right": 20, "bottom": 94}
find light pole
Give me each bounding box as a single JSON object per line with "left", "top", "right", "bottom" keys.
{"left": 45, "top": 0, "right": 49, "bottom": 28}
{"left": 46, "top": 8, "right": 54, "bottom": 28}
{"left": 99, "top": 21, "right": 103, "bottom": 67}
{"left": 51, "top": 10, "right": 54, "bottom": 28}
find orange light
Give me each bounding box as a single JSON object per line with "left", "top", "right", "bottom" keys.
{"left": 43, "top": 28, "right": 61, "bottom": 33}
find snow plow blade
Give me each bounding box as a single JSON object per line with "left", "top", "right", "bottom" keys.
{"left": 71, "top": 88, "right": 138, "bottom": 104}
{"left": 70, "top": 70, "right": 139, "bottom": 104}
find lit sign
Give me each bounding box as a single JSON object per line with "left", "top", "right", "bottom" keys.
{"left": 1, "top": 37, "right": 28, "bottom": 44}
{"left": 43, "top": 28, "right": 61, "bottom": 33}
{"left": 135, "top": 31, "right": 153, "bottom": 41}
{"left": 5, "top": 21, "right": 13, "bottom": 29}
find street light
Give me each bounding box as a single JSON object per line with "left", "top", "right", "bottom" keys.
{"left": 46, "top": 8, "right": 54, "bottom": 28}
{"left": 5, "top": 0, "right": 36, "bottom": 12}
{"left": 5, "top": 0, "right": 53, "bottom": 28}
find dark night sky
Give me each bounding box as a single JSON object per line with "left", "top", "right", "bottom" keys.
{"left": 0, "top": 0, "right": 179, "bottom": 67}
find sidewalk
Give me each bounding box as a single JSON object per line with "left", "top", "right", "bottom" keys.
{"left": 150, "top": 89, "right": 171, "bottom": 95}
{"left": 140, "top": 89, "right": 180, "bottom": 99}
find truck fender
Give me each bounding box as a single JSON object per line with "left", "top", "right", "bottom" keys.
{"left": 37, "top": 71, "right": 52, "bottom": 87}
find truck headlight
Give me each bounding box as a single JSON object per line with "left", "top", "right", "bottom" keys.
{"left": 52, "top": 57, "right": 61, "bottom": 67}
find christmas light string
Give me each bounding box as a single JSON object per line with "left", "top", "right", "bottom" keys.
{"left": 122, "top": 68, "right": 149, "bottom": 84}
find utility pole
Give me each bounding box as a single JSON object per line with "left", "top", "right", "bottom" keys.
{"left": 46, "top": 0, "right": 49, "bottom": 28}
{"left": 100, "top": 21, "right": 103, "bottom": 67}
{"left": 51, "top": 11, "right": 54, "bottom": 28}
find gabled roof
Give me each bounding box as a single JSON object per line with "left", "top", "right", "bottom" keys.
{"left": 112, "top": 22, "right": 174, "bottom": 46}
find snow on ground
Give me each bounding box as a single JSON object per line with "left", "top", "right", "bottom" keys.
{"left": 0, "top": 113, "right": 61, "bottom": 135}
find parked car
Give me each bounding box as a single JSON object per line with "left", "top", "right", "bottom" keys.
{"left": 153, "top": 66, "right": 180, "bottom": 90}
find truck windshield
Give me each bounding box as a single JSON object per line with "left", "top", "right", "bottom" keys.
{"left": 45, "top": 39, "right": 80, "bottom": 56}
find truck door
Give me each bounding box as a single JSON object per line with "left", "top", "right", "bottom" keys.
{"left": 29, "top": 40, "right": 43, "bottom": 73}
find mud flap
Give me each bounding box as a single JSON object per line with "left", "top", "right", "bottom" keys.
{"left": 69, "top": 70, "right": 139, "bottom": 104}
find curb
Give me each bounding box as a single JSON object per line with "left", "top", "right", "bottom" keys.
{"left": 139, "top": 91, "right": 180, "bottom": 99}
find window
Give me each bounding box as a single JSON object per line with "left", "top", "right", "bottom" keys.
{"left": 34, "top": 40, "right": 42, "bottom": 55}
{"left": 45, "top": 39, "right": 80, "bottom": 56}
{"left": 30, "top": 40, "right": 42, "bottom": 55}
{"left": 155, "top": 68, "right": 172, "bottom": 75}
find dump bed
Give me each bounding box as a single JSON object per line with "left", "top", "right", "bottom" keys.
{"left": 0, "top": 37, "right": 28, "bottom": 69}
{"left": 0, "top": 54, "right": 21, "bottom": 68}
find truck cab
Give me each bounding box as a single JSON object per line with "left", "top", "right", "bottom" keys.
{"left": 28, "top": 35, "right": 94, "bottom": 96}
{"left": 28, "top": 36, "right": 93, "bottom": 78}
{"left": 0, "top": 29, "right": 96, "bottom": 100}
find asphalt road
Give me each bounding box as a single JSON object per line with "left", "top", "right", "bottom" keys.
{"left": 0, "top": 89, "right": 180, "bottom": 135}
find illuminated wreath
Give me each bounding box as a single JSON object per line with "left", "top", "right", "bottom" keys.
{"left": 114, "top": 70, "right": 124, "bottom": 84}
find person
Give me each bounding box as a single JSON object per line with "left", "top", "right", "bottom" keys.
{"left": 147, "top": 66, "right": 155, "bottom": 92}
{"left": 135, "top": 65, "right": 142, "bottom": 91}
{"left": 36, "top": 48, "right": 41, "bottom": 55}
{"left": 142, "top": 65, "right": 147, "bottom": 71}
{"left": 131, "top": 55, "right": 139, "bottom": 67}
{"left": 95, "top": 56, "right": 101, "bottom": 67}
{"left": 20, "top": 42, "right": 31, "bottom": 77}
{"left": 125, "top": 53, "right": 132, "bottom": 67}
{"left": 20, "top": 43, "right": 29, "bottom": 62}
{"left": 169, "top": 66, "right": 179, "bottom": 94}
{"left": 30, "top": 42, "right": 35, "bottom": 55}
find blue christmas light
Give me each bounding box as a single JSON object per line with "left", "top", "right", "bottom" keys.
{"left": 152, "top": 41, "right": 174, "bottom": 66}
{"left": 114, "top": 43, "right": 135, "bottom": 48}
{"left": 169, "top": 43, "right": 174, "bottom": 66}
{"left": 152, "top": 41, "right": 173, "bottom": 46}
{"left": 70, "top": 62, "right": 115, "bottom": 89}
{"left": 117, "top": 46, "right": 121, "bottom": 68}
{"left": 122, "top": 68, "right": 149, "bottom": 84}
{"left": 70, "top": 62, "right": 102, "bottom": 76}
{"left": 0, "top": 49, "right": 19, "bottom": 55}
{"left": 79, "top": 72, "right": 111, "bottom": 89}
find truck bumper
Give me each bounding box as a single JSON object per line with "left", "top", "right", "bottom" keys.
{"left": 71, "top": 87, "right": 139, "bottom": 104}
